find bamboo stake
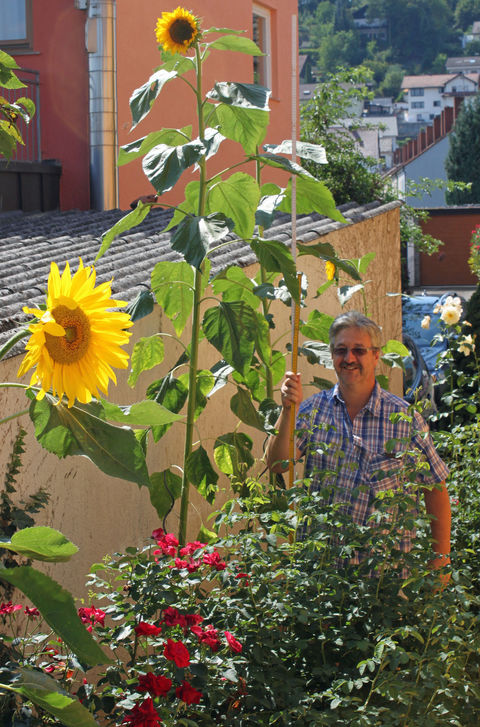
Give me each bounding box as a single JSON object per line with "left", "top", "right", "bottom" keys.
{"left": 288, "top": 14, "right": 299, "bottom": 489}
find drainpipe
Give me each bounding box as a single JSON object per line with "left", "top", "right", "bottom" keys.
{"left": 85, "top": 0, "right": 118, "bottom": 210}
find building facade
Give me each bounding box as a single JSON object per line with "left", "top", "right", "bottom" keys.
{"left": 1, "top": 0, "right": 297, "bottom": 212}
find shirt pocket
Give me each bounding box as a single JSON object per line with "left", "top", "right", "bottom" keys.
{"left": 368, "top": 452, "right": 404, "bottom": 494}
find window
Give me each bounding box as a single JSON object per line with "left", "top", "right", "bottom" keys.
{"left": 411, "top": 101, "right": 424, "bottom": 108}
{"left": 433, "top": 100, "right": 441, "bottom": 107}
{"left": 0, "top": 0, "right": 33, "bottom": 51}
{"left": 410, "top": 88, "right": 424, "bottom": 96}
{"left": 253, "top": 5, "right": 271, "bottom": 90}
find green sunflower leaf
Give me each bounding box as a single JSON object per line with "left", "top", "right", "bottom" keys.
{"left": 207, "top": 173, "right": 260, "bottom": 239}
{"left": 28, "top": 395, "right": 151, "bottom": 488}
{"left": 0, "top": 567, "right": 109, "bottom": 666}
{"left": 207, "top": 82, "right": 270, "bottom": 110}
{"left": 255, "top": 184, "right": 286, "bottom": 229}
{"left": 128, "top": 335, "right": 165, "bottom": 387}
{"left": 230, "top": 388, "right": 265, "bottom": 432}
{"left": 214, "top": 432, "right": 254, "bottom": 476}
{"left": 208, "top": 35, "right": 264, "bottom": 55}
{"left": 211, "top": 266, "right": 258, "bottom": 309}
{"left": 96, "top": 202, "right": 151, "bottom": 261}
{"left": 263, "top": 140, "right": 328, "bottom": 164}
{"left": 280, "top": 176, "right": 347, "bottom": 222}
{"left": 185, "top": 446, "right": 218, "bottom": 504}
{"left": 0, "top": 526, "right": 78, "bottom": 562}
{"left": 149, "top": 470, "right": 182, "bottom": 519}
{"left": 151, "top": 260, "right": 200, "bottom": 335}
{"left": 1, "top": 668, "right": 99, "bottom": 727}
{"left": 142, "top": 140, "right": 205, "bottom": 195}
{"left": 250, "top": 238, "right": 299, "bottom": 303}
{"left": 297, "top": 241, "right": 361, "bottom": 281}
{"left": 251, "top": 152, "right": 315, "bottom": 178}
{"left": 164, "top": 180, "right": 200, "bottom": 232}
{"left": 202, "top": 301, "right": 257, "bottom": 376}
{"left": 117, "top": 126, "right": 192, "bottom": 166}
{"left": 212, "top": 105, "right": 269, "bottom": 155}
{"left": 100, "top": 399, "right": 184, "bottom": 427}
{"left": 300, "top": 310, "right": 334, "bottom": 343}
{"left": 148, "top": 373, "right": 188, "bottom": 442}
{"left": 129, "top": 69, "right": 177, "bottom": 128}
{"left": 171, "top": 213, "right": 234, "bottom": 270}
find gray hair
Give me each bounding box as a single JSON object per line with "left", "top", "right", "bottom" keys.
{"left": 329, "top": 311, "right": 382, "bottom": 349}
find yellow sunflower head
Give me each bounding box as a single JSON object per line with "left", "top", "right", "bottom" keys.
{"left": 18, "top": 259, "right": 133, "bottom": 408}
{"left": 325, "top": 260, "right": 336, "bottom": 281}
{"left": 155, "top": 7, "right": 200, "bottom": 55}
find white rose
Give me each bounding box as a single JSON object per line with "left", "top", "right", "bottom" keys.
{"left": 440, "top": 304, "right": 461, "bottom": 326}
{"left": 458, "top": 334, "right": 474, "bottom": 356}
{"left": 421, "top": 315, "right": 431, "bottom": 329}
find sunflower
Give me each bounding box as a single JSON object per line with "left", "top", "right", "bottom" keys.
{"left": 18, "top": 260, "right": 133, "bottom": 408}
{"left": 325, "top": 260, "right": 336, "bottom": 281}
{"left": 155, "top": 7, "right": 199, "bottom": 55}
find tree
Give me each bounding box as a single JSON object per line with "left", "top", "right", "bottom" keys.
{"left": 454, "top": 0, "right": 480, "bottom": 29}
{"left": 300, "top": 66, "right": 387, "bottom": 204}
{"left": 445, "top": 95, "right": 480, "bottom": 204}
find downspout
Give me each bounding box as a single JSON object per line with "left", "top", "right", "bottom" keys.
{"left": 85, "top": 0, "right": 118, "bottom": 210}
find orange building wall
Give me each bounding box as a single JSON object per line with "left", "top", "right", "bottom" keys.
{"left": 13, "top": 0, "right": 90, "bottom": 210}
{"left": 115, "top": 0, "right": 298, "bottom": 210}
{"left": 419, "top": 209, "right": 480, "bottom": 286}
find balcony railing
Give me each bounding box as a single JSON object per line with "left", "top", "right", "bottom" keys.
{"left": 3, "top": 68, "right": 41, "bottom": 162}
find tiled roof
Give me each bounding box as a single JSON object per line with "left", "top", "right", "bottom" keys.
{"left": 0, "top": 200, "right": 401, "bottom": 354}
{"left": 401, "top": 73, "right": 478, "bottom": 89}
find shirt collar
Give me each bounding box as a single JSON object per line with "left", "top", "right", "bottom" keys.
{"left": 332, "top": 381, "right": 381, "bottom": 416}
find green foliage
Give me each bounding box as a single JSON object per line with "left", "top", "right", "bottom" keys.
{"left": 0, "top": 50, "right": 35, "bottom": 160}
{"left": 300, "top": 66, "right": 386, "bottom": 205}
{"left": 11, "top": 472, "right": 478, "bottom": 726}
{"left": 446, "top": 94, "right": 480, "bottom": 204}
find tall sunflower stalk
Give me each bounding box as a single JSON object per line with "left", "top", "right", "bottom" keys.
{"left": 94, "top": 7, "right": 348, "bottom": 544}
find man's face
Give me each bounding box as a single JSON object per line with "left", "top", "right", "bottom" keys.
{"left": 331, "top": 326, "right": 380, "bottom": 391}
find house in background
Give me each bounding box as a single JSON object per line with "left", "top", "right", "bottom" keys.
{"left": 0, "top": 0, "right": 298, "bottom": 213}
{"left": 446, "top": 56, "right": 480, "bottom": 74}
{"left": 400, "top": 73, "right": 478, "bottom": 124}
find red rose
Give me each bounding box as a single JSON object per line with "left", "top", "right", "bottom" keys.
{"left": 179, "top": 541, "right": 206, "bottom": 557}
{"left": 0, "top": 602, "right": 22, "bottom": 615}
{"left": 191, "top": 625, "right": 220, "bottom": 652}
{"left": 202, "top": 551, "right": 226, "bottom": 570}
{"left": 175, "top": 680, "right": 202, "bottom": 705}
{"left": 235, "top": 573, "right": 250, "bottom": 585}
{"left": 163, "top": 638, "right": 190, "bottom": 668}
{"left": 135, "top": 622, "right": 162, "bottom": 638}
{"left": 24, "top": 606, "right": 40, "bottom": 618}
{"left": 122, "top": 697, "right": 162, "bottom": 726}
{"left": 78, "top": 606, "right": 106, "bottom": 628}
{"left": 225, "top": 630, "right": 242, "bottom": 653}
{"left": 138, "top": 672, "right": 172, "bottom": 698}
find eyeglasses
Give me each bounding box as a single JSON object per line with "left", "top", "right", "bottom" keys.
{"left": 332, "top": 346, "right": 379, "bottom": 358}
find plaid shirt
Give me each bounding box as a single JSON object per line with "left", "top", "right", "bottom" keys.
{"left": 296, "top": 382, "right": 449, "bottom": 559}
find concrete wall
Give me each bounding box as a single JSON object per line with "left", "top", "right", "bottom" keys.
{"left": 0, "top": 205, "right": 402, "bottom": 599}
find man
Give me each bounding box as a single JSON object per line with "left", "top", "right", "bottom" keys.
{"left": 266, "top": 311, "right": 451, "bottom": 577}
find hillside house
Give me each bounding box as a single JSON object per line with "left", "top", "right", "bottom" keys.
{"left": 401, "top": 73, "right": 478, "bottom": 123}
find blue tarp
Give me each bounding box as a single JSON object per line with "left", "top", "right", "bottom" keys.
{"left": 402, "top": 293, "right": 462, "bottom": 374}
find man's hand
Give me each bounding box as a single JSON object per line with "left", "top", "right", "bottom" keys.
{"left": 280, "top": 371, "right": 303, "bottom": 410}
